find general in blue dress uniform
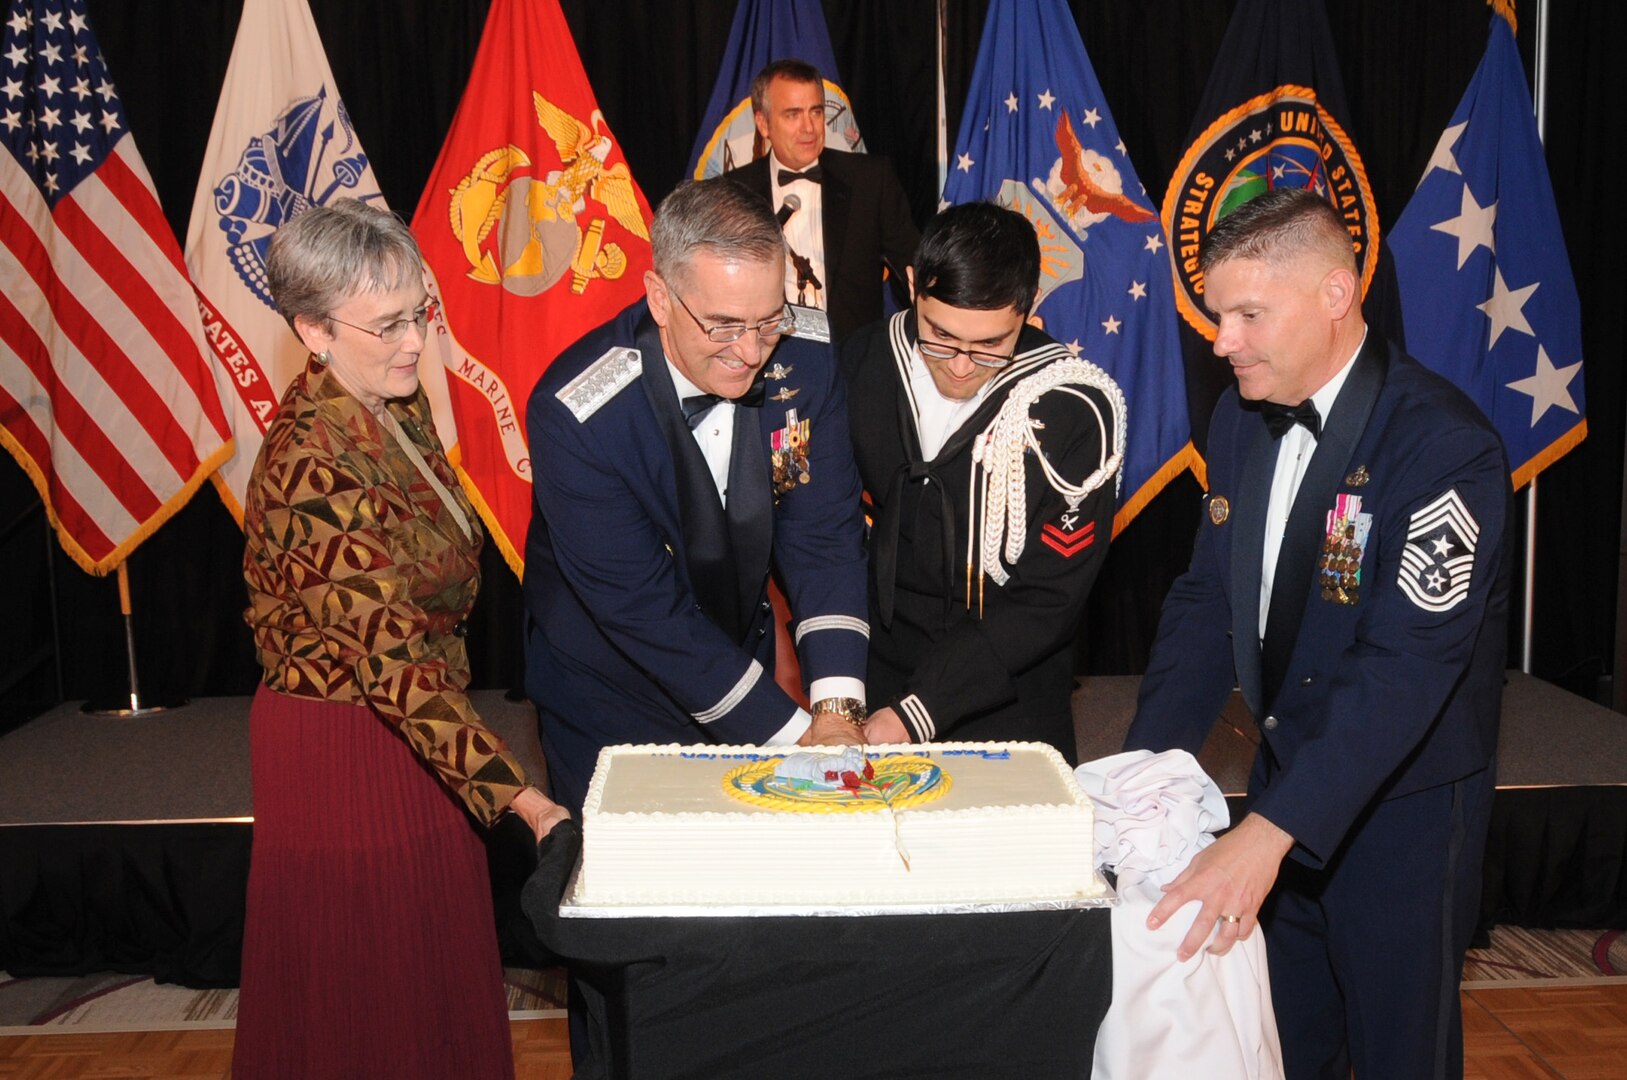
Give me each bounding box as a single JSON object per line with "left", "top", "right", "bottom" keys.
{"left": 522, "top": 179, "right": 869, "bottom": 814}
{"left": 1126, "top": 190, "right": 1513, "bottom": 1079}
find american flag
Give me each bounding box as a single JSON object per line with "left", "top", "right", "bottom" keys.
{"left": 0, "top": 0, "right": 232, "bottom": 574}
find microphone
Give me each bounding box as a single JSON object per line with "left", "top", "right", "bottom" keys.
{"left": 776, "top": 193, "right": 801, "bottom": 227}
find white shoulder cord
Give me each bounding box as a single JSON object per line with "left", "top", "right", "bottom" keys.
{"left": 966, "top": 360, "right": 1127, "bottom": 601}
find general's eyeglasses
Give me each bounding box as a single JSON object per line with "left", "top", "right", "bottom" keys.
{"left": 329, "top": 299, "right": 438, "bottom": 344}
{"left": 916, "top": 338, "right": 1018, "bottom": 370}
{"left": 671, "top": 290, "right": 797, "bottom": 343}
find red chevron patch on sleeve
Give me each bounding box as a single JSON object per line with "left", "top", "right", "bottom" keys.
{"left": 1041, "top": 520, "right": 1095, "bottom": 558}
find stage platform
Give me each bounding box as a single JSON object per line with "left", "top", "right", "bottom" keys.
{"left": 1, "top": 674, "right": 1623, "bottom": 985}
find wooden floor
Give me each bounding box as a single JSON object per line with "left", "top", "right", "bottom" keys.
{"left": 0, "top": 986, "right": 1621, "bottom": 1078}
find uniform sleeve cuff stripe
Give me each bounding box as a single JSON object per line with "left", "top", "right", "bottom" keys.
{"left": 793, "top": 614, "right": 870, "bottom": 645}
{"left": 694, "top": 660, "right": 763, "bottom": 724}
{"left": 899, "top": 694, "right": 934, "bottom": 742}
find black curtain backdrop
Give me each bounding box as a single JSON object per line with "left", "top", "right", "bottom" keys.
{"left": 3, "top": 0, "right": 1621, "bottom": 718}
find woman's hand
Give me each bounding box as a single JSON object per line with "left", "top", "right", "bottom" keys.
{"left": 509, "top": 786, "right": 571, "bottom": 843}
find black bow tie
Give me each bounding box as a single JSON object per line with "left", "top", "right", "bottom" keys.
{"left": 1260, "top": 399, "right": 1322, "bottom": 441}
{"left": 681, "top": 380, "right": 766, "bottom": 429}
{"left": 777, "top": 165, "right": 822, "bottom": 185}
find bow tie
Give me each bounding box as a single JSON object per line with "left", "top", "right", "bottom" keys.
{"left": 777, "top": 166, "right": 822, "bottom": 186}
{"left": 681, "top": 380, "right": 766, "bottom": 429}
{"left": 1260, "top": 399, "right": 1322, "bottom": 441}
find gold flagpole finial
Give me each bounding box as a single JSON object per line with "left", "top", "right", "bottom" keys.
{"left": 1488, "top": 0, "right": 1516, "bottom": 34}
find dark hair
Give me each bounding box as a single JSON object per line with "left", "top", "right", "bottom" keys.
{"left": 750, "top": 58, "right": 823, "bottom": 116}
{"left": 912, "top": 201, "right": 1040, "bottom": 313}
{"left": 651, "top": 178, "right": 786, "bottom": 288}
{"left": 1199, "top": 187, "right": 1356, "bottom": 275}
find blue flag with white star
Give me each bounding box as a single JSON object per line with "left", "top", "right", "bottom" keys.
{"left": 1390, "top": 14, "right": 1584, "bottom": 487}
{"left": 687, "top": 0, "right": 862, "bottom": 180}
{"left": 942, "top": 0, "right": 1192, "bottom": 532}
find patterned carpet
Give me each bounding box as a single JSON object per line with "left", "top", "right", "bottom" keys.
{"left": 2, "top": 930, "right": 1620, "bottom": 1033}
{"left": 0, "top": 966, "right": 568, "bottom": 1034}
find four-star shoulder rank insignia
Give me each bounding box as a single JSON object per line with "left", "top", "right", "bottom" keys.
{"left": 556, "top": 346, "right": 641, "bottom": 422}
{"left": 1399, "top": 488, "right": 1478, "bottom": 612}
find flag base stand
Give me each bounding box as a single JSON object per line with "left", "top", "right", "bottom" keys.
{"left": 82, "top": 563, "right": 186, "bottom": 718}
{"left": 80, "top": 697, "right": 189, "bottom": 718}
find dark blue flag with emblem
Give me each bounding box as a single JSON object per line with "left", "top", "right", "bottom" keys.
{"left": 1161, "top": 0, "right": 1386, "bottom": 471}
{"left": 687, "top": 0, "right": 862, "bottom": 179}
{"left": 1390, "top": 14, "right": 1584, "bottom": 487}
{"left": 941, "top": 0, "right": 1193, "bottom": 532}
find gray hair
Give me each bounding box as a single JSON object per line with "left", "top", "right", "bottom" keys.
{"left": 1199, "top": 188, "right": 1357, "bottom": 276}
{"left": 265, "top": 198, "right": 423, "bottom": 331}
{"left": 750, "top": 58, "right": 822, "bottom": 118}
{"left": 651, "top": 178, "right": 785, "bottom": 288}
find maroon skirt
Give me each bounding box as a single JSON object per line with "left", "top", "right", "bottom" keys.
{"left": 233, "top": 684, "right": 514, "bottom": 1079}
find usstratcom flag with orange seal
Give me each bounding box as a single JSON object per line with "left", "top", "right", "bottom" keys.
{"left": 411, "top": 0, "right": 653, "bottom": 574}
{"left": 1161, "top": 0, "right": 1386, "bottom": 474}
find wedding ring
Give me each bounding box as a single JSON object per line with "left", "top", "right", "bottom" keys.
{"left": 1220, "top": 914, "right": 1242, "bottom": 924}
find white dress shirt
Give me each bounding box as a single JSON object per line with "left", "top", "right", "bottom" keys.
{"left": 1259, "top": 332, "right": 1366, "bottom": 640}
{"left": 909, "top": 347, "right": 992, "bottom": 460}
{"left": 663, "top": 357, "right": 859, "bottom": 743}
{"left": 768, "top": 150, "right": 827, "bottom": 310}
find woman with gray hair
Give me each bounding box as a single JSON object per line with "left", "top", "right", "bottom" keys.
{"left": 234, "top": 198, "right": 565, "bottom": 1079}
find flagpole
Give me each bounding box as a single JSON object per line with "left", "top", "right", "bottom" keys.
{"left": 82, "top": 562, "right": 184, "bottom": 717}
{"left": 936, "top": 0, "right": 948, "bottom": 197}
{"left": 1520, "top": 0, "right": 1548, "bottom": 674}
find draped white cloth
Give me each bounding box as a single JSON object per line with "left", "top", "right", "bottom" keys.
{"left": 1077, "top": 750, "right": 1285, "bottom": 1080}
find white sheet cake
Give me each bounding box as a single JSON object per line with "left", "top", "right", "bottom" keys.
{"left": 574, "top": 741, "right": 1105, "bottom": 906}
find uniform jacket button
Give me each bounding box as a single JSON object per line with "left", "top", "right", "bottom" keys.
{"left": 1262, "top": 715, "right": 1279, "bottom": 731}
{"left": 452, "top": 620, "right": 469, "bottom": 638}
{"left": 1300, "top": 676, "right": 1314, "bottom": 686}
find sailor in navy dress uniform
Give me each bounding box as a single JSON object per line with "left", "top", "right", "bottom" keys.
{"left": 523, "top": 178, "right": 869, "bottom": 814}
{"left": 1124, "top": 190, "right": 1513, "bottom": 1079}
{"left": 840, "top": 202, "right": 1124, "bottom": 760}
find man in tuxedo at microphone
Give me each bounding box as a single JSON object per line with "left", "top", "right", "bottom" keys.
{"left": 728, "top": 58, "right": 919, "bottom": 343}
{"left": 522, "top": 178, "right": 872, "bottom": 815}
{"left": 1125, "top": 189, "right": 1512, "bottom": 1079}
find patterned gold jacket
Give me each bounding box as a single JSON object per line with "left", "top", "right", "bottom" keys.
{"left": 243, "top": 358, "right": 528, "bottom": 826}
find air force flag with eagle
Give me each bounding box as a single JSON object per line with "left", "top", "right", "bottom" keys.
{"left": 1390, "top": 13, "right": 1584, "bottom": 488}
{"left": 941, "top": 0, "right": 1192, "bottom": 532}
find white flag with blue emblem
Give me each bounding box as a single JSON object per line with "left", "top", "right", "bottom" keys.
{"left": 184, "top": 0, "right": 459, "bottom": 520}
{"left": 1390, "top": 13, "right": 1584, "bottom": 488}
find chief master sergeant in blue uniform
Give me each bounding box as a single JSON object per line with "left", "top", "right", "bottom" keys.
{"left": 1125, "top": 189, "right": 1513, "bottom": 1079}
{"left": 523, "top": 178, "right": 870, "bottom": 814}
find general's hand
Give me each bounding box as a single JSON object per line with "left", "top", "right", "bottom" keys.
{"left": 863, "top": 706, "right": 909, "bottom": 745}
{"left": 510, "top": 786, "right": 571, "bottom": 844}
{"left": 1147, "top": 812, "right": 1294, "bottom": 961}
{"left": 798, "top": 710, "right": 867, "bottom": 747}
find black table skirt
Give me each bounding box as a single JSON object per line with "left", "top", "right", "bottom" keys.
{"left": 523, "top": 821, "right": 1113, "bottom": 1080}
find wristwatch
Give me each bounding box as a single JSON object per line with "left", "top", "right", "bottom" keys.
{"left": 811, "top": 697, "right": 869, "bottom": 728}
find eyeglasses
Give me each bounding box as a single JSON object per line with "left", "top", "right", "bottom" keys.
{"left": 916, "top": 338, "right": 1018, "bottom": 370}
{"left": 329, "top": 298, "right": 438, "bottom": 344}
{"left": 671, "top": 290, "right": 797, "bottom": 343}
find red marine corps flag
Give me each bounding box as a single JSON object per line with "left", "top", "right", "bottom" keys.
{"left": 412, "top": 0, "right": 653, "bottom": 573}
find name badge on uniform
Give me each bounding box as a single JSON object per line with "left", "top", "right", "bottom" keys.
{"left": 1319, "top": 493, "right": 1373, "bottom": 606}
{"left": 771, "top": 408, "right": 811, "bottom": 499}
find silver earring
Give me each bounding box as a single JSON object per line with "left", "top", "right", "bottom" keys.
{"left": 316, "top": 350, "right": 332, "bottom": 366}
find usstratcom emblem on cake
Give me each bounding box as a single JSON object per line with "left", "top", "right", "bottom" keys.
{"left": 723, "top": 747, "right": 951, "bottom": 813}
